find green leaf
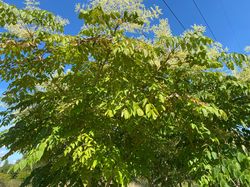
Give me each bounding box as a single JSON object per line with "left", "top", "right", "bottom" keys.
{"left": 122, "top": 109, "right": 130, "bottom": 119}
{"left": 136, "top": 107, "right": 144, "bottom": 116}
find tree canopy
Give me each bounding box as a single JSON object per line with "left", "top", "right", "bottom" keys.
{"left": 0, "top": 0, "right": 250, "bottom": 186}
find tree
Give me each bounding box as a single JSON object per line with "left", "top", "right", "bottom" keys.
{"left": 0, "top": 159, "right": 30, "bottom": 186}
{"left": 0, "top": 0, "right": 250, "bottom": 186}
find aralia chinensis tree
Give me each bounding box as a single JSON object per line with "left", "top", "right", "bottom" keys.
{"left": 0, "top": 0, "right": 250, "bottom": 186}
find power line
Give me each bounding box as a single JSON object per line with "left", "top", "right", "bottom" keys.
{"left": 192, "top": 0, "right": 217, "bottom": 40}
{"left": 161, "top": 0, "right": 186, "bottom": 31}
{"left": 219, "top": 0, "right": 241, "bottom": 50}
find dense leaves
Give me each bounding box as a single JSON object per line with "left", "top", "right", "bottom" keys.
{"left": 0, "top": 0, "right": 250, "bottom": 186}
{"left": 0, "top": 160, "right": 30, "bottom": 186}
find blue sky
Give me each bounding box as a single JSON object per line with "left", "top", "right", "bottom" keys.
{"left": 1, "top": 0, "right": 250, "bottom": 163}
{"left": 3, "top": 0, "right": 250, "bottom": 52}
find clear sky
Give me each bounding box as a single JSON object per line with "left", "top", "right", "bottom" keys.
{"left": 3, "top": 0, "right": 250, "bottom": 53}
{"left": 1, "top": 0, "right": 250, "bottom": 163}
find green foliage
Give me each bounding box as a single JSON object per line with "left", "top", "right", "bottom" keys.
{"left": 0, "top": 172, "right": 12, "bottom": 182}
{"left": 236, "top": 64, "right": 250, "bottom": 82}
{"left": 0, "top": 0, "right": 250, "bottom": 186}
{"left": 198, "top": 147, "right": 250, "bottom": 186}
{"left": 0, "top": 1, "right": 66, "bottom": 32}
{"left": 0, "top": 160, "right": 30, "bottom": 187}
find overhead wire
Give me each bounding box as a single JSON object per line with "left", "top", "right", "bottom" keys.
{"left": 192, "top": 0, "right": 217, "bottom": 40}
{"left": 219, "top": 0, "right": 241, "bottom": 50}
{"left": 161, "top": 0, "right": 186, "bottom": 31}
